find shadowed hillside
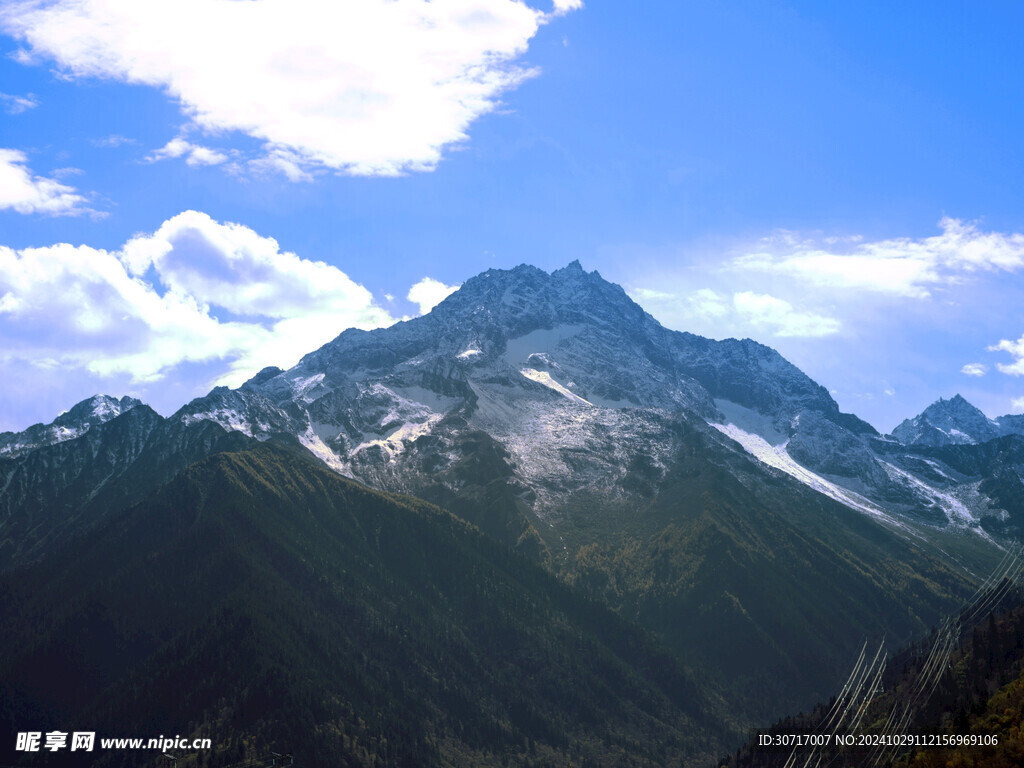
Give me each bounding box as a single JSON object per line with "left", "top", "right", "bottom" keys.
{"left": 0, "top": 441, "right": 734, "bottom": 768}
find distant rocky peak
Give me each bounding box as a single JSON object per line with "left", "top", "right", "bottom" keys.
{"left": 0, "top": 394, "right": 143, "bottom": 458}
{"left": 556, "top": 258, "right": 585, "bottom": 273}
{"left": 65, "top": 394, "right": 141, "bottom": 423}
{"left": 931, "top": 393, "right": 979, "bottom": 412}
{"left": 892, "top": 393, "right": 999, "bottom": 446}
{"left": 918, "top": 394, "right": 993, "bottom": 427}
{"left": 446, "top": 261, "right": 628, "bottom": 309}
{"left": 241, "top": 366, "right": 285, "bottom": 390}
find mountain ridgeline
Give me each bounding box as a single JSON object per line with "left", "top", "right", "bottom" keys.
{"left": 2, "top": 261, "right": 1022, "bottom": 766}
{"left": 892, "top": 394, "right": 1024, "bottom": 447}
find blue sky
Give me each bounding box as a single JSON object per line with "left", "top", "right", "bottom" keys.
{"left": 1, "top": 0, "right": 1024, "bottom": 433}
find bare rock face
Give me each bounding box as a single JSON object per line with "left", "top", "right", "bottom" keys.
{"left": 787, "top": 410, "right": 889, "bottom": 487}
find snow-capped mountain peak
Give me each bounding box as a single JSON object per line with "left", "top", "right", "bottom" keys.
{"left": 0, "top": 394, "right": 143, "bottom": 458}
{"left": 892, "top": 394, "right": 1000, "bottom": 446}
{"left": 157, "top": 262, "right": 892, "bottom": 528}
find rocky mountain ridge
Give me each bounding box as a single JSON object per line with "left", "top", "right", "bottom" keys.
{"left": 194, "top": 262, "right": 1017, "bottom": 549}
{"left": 0, "top": 394, "right": 142, "bottom": 458}
{"left": 892, "top": 393, "right": 1024, "bottom": 447}
{"left": 7, "top": 263, "right": 1022, "bottom": 552}
{"left": 171, "top": 262, "right": 876, "bottom": 526}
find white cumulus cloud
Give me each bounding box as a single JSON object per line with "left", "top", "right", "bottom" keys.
{"left": 0, "top": 148, "right": 90, "bottom": 215}
{"left": 407, "top": 277, "right": 460, "bottom": 315}
{"left": 732, "top": 291, "right": 840, "bottom": 337}
{"left": 147, "top": 137, "right": 229, "bottom": 167}
{"left": 2, "top": 0, "right": 578, "bottom": 178}
{"left": 552, "top": 0, "right": 584, "bottom": 15}
{"left": 735, "top": 218, "right": 1024, "bottom": 298}
{"left": 0, "top": 211, "right": 395, "bottom": 386}
{"left": 990, "top": 336, "right": 1024, "bottom": 377}
{"left": 960, "top": 363, "right": 988, "bottom": 377}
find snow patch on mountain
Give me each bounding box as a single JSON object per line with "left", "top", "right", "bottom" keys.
{"left": 711, "top": 422, "right": 906, "bottom": 528}
{"left": 497, "top": 405, "right": 619, "bottom": 514}
{"left": 713, "top": 399, "right": 787, "bottom": 444}
{"left": 351, "top": 414, "right": 442, "bottom": 461}
{"left": 293, "top": 421, "right": 350, "bottom": 475}
{"left": 180, "top": 408, "right": 258, "bottom": 438}
{"left": 921, "top": 458, "right": 952, "bottom": 481}
{"left": 90, "top": 395, "right": 120, "bottom": 420}
{"left": 883, "top": 462, "right": 990, "bottom": 536}
{"left": 520, "top": 369, "right": 593, "bottom": 406}
{"left": 0, "top": 394, "right": 141, "bottom": 458}
{"left": 389, "top": 386, "right": 459, "bottom": 414}
{"left": 291, "top": 373, "right": 326, "bottom": 402}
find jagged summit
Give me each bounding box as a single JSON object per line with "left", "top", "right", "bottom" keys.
{"left": 242, "top": 365, "right": 284, "bottom": 390}
{"left": 153, "top": 260, "right": 888, "bottom": 532}
{"left": 891, "top": 393, "right": 1024, "bottom": 447}
{"left": 249, "top": 261, "right": 858, "bottom": 427}
{"left": 892, "top": 394, "right": 1000, "bottom": 446}
{"left": 0, "top": 394, "right": 142, "bottom": 458}
{"left": 423, "top": 260, "right": 646, "bottom": 338}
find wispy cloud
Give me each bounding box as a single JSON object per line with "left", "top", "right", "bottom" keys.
{"left": 147, "top": 137, "right": 230, "bottom": 167}
{"left": 629, "top": 286, "right": 838, "bottom": 338}
{"left": 0, "top": 148, "right": 91, "bottom": 216}
{"left": 0, "top": 91, "right": 38, "bottom": 114}
{"left": 732, "top": 291, "right": 840, "bottom": 337}
{"left": 91, "top": 134, "right": 137, "bottom": 148}
{"left": 407, "top": 277, "right": 460, "bottom": 315}
{"left": 630, "top": 287, "right": 674, "bottom": 302}
{"left": 2, "top": 0, "right": 579, "bottom": 179}
{"left": 734, "top": 218, "right": 1024, "bottom": 298}
{"left": 688, "top": 288, "right": 730, "bottom": 320}
{"left": 248, "top": 149, "right": 315, "bottom": 183}
{"left": 0, "top": 211, "right": 395, "bottom": 386}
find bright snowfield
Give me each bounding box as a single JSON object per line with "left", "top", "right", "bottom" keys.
{"left": 519, "top": 368, "right": 593, "bottom": 406}
{"left": 709, "top": 421, "right": 916, "bottom": 533}
{"left": 711, "top": 400, "right": 998, "bottom": 542}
